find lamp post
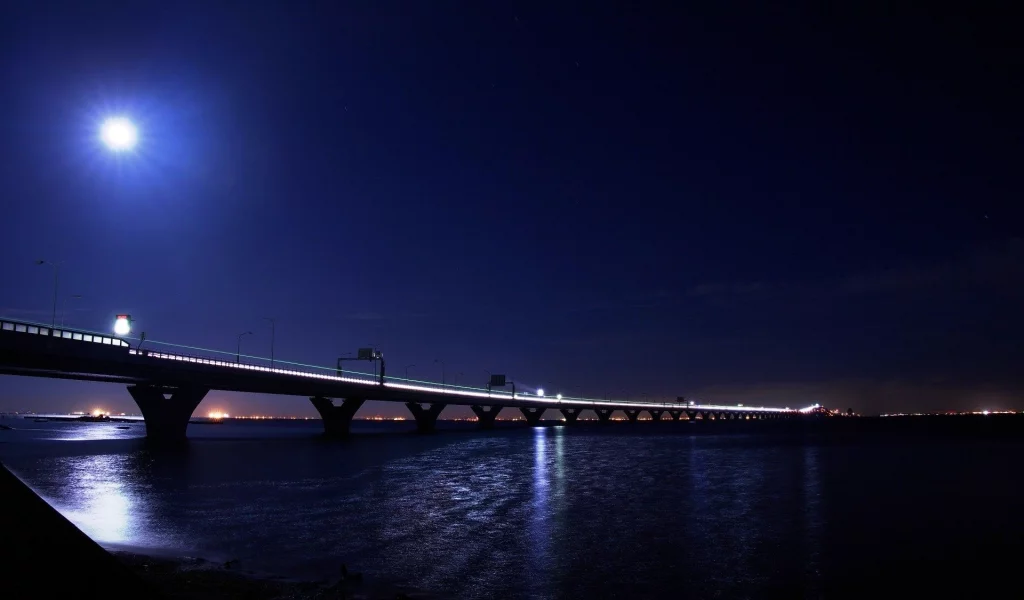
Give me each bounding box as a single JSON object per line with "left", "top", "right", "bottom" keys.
{"left": 263, "top": 317, "right": 275, "bottom": 368}
{"left": 434, "top": 359, "right": 446, "bottom": 390}
{"left": 35, "top": 260, "right": 60, "bottom": 329}
{"left": 405, "top": 364, "right": 415, "bottom": 379}
{"left": 336, "top": 352, "right": 352, "bottom": 377}
{"left": 236, "top": 331, "right": 252, "bottom": 363}
{"left": 60, "top": 294, "right": 83, "bottom": 329}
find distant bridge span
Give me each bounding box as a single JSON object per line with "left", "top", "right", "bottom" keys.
{"left": 0, "top": 317, "right": 800, "bottom": 440}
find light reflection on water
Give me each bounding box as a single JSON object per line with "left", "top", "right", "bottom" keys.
{"left": 56, "top": 454, "right": 136, "bottom": 544}
{"left": 3, "top": 420, "right": 1019, "bottom": 599}
{"left": 530, "top": 426, "right": 550, "bottom": 578}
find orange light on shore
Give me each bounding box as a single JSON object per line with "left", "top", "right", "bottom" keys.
{"left": 91, "top": 408, "right": 108, "bottom": 417}
{"left": 207, "top": 411, "right": 230, "bottom": 419}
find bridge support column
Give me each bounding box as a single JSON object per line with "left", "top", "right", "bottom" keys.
{"left": 406, "top": 402, "right": 446, "bottom": 433}
{"left": 519, "top": 407, "right": 545, "bottom": 426}
{"left": 687, "top": 411, "right": 698, "bottom": 421}
{"left": 624, "top": 409, "right": 640, "bottom": 422}
{"left": 471, "top": 405, "right": 502, "bottom": 429}
{"left": 669, "top": 410, "right": 682, "bottom": 421}
{"left": 127, "top": 385, "right": 209, "bottom": 442}
{"left": 649, "top": 410, "right": 664, "bottom": 421}
{"left": 594, "top": 408, "right": 613, "bottom": 423}
{"left": 310, "top": 396, "right": 365, "bottom": 437}
{"left": 560, "top": 408, "right": 582, "bottom": 424}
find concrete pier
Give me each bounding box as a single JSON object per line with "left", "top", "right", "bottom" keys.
{"left": 309, "top": 396, "right": 365, "bottom": 436}
{"left": 519, "top": 406, "right": 545, "bottom": 426}
{"left": 406, "top": 402, "right": 446, "bottom": 433}
{"left": 127, "top": 385, "right": 209, "bottom": 441}
{"left": 560, "top": 407, "right": 583, "bottom": 424}
{"left": 471, "top": 405, "right": 502, "bottom": 429}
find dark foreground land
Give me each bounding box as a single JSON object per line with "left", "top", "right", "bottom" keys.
{"left": 113, "top": 552, "right": 415, "bottom": 599}
{"left": 0, "top": 460, "right": 419, "bottom": 599}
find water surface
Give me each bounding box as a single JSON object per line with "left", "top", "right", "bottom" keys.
{"left": 2, "top": 418, "right": 1020, "bottom": 598}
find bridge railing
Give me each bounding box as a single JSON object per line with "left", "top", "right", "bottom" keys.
{"left": 1, "top": 318, "right": 131, "bottom": 348}
{"left": 132, "top": 348, "right": 385, "bottom": 387}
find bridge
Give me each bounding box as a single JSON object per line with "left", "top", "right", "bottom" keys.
{"left": 0, "top": 317, "right": 801, "bottom": 440}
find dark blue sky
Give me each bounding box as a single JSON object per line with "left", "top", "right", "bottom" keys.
{"left": 1, "top": 2, "right": 1021, "bottom": 416}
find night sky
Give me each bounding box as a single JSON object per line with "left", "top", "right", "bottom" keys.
{"left": 1, "top": 2, "right": 1020, "bottom": 417}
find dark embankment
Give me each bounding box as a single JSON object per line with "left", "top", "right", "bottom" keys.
{"left": 0, "top": 461, "right": 163, "bottom": 599}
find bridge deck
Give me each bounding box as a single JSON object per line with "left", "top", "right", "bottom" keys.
{"left": 0, "top": 317, "right": 794, "bottom": 414}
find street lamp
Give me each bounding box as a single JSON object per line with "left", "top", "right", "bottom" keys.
{"left": 483, "top": 369, "right": 493, "bottom": 395}
{"left": 100, "top": 117, "right": 138, "bottom": 152}
{"left": 60, "top": 294, "right": 83, "bottom": 329}
{"left": 35, "top": 260, "right": 60, "bottom": 329}
{"left": 404, "top": 364, "right": 415, "bottom": 379}
{"left": 236, "top": 331, "right": 252, "bottom": 363}
{"left": 434, "top": 359, "right": 446, "bottom": 390}
{"left": 537, "top": 389, "right": 545, "bottom": 397}
{"left": 263, "top": 317, "right": 276, "bottom": 368}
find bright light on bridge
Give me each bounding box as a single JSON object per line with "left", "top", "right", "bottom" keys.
{"left": 113, "top": 315, "right": 132, "bottom": 336}
{"left": 537, "top": 389, "right": 544, "bottom": 397}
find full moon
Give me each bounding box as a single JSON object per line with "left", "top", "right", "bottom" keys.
{"left": 99, "top": 117, "right": 138, "bottom": 151}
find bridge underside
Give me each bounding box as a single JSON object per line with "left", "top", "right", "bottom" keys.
{"left": 121, "top": 386, "right": 797, "bottom": 440}
{"left": 115, "top": 386, "right": 797, "bottom": 441}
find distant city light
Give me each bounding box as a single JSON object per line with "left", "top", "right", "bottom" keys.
{"left": 537, "top": 389, "right": 545, "bottom": 397}
{"left": 91, "top": 408, "right": 107, "bottom": 417}
{"left": 100, "top": 117, "right": 138, "bottom": 151}
{"left": 556, "top": 393, "right": 562, "bottom": 400}
{"left": 113, "top": 314, "right": 131, "bottom": 336}
{"left": 207, "top": 411, "right": 230, "bottom": 419}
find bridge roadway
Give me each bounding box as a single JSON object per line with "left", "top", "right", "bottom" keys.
{"left": 0, "top": 317, "right": 798, "bottom": 440}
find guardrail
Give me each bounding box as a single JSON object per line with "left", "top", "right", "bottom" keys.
{"left": 1, "top": 318, "right": 131, "bottom": 348}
